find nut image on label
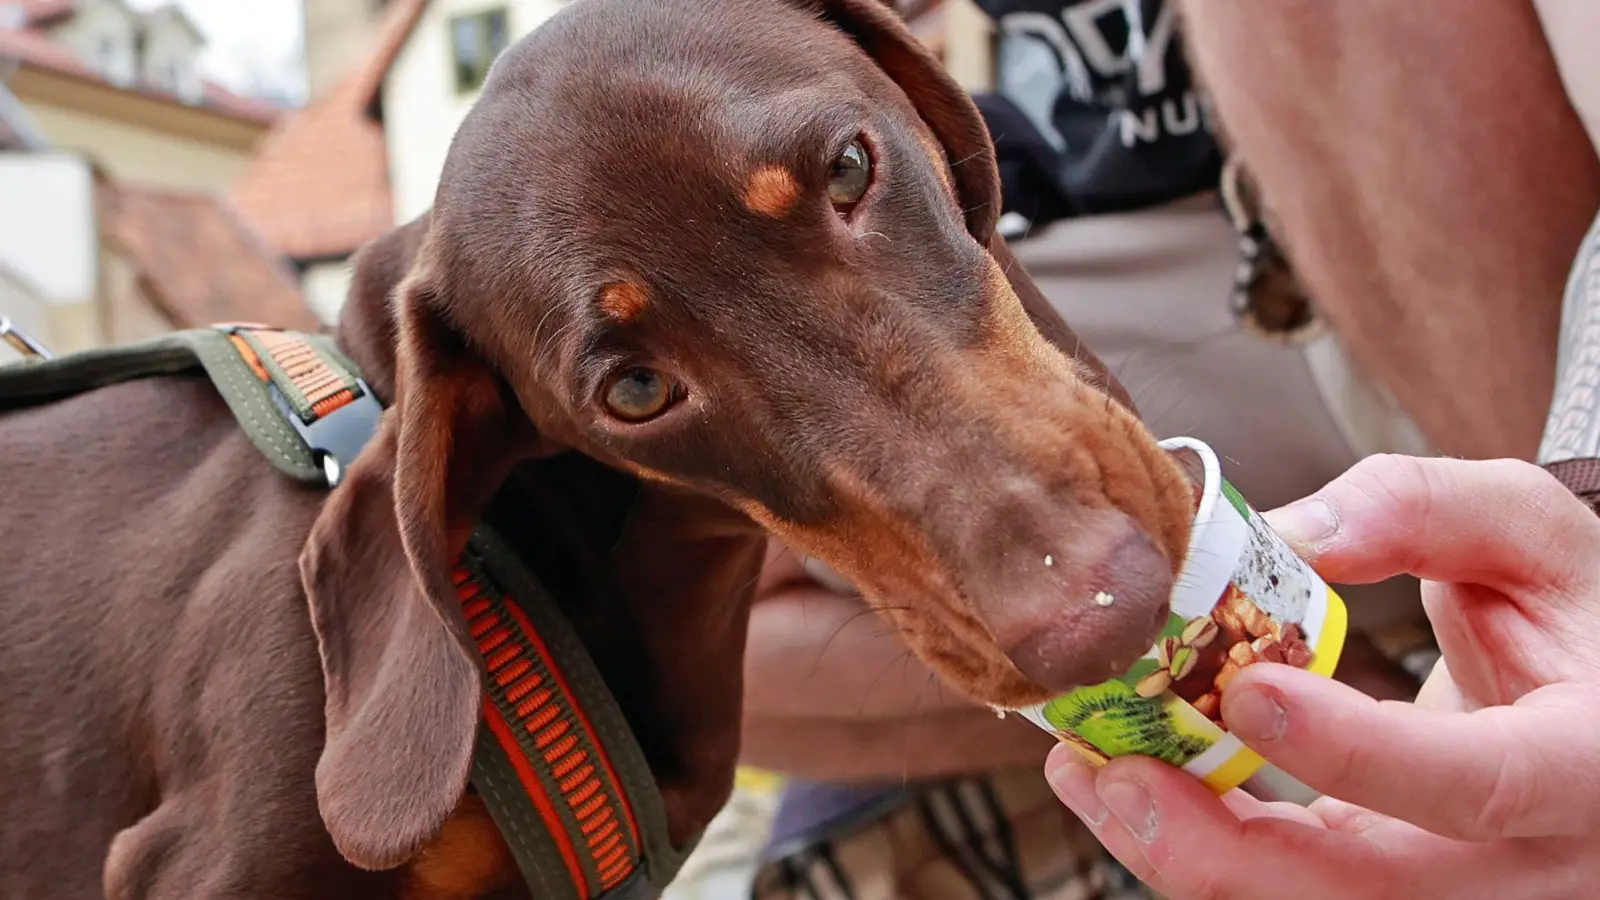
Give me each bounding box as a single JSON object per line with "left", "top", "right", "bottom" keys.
{"left": 1010, "top": 437, "right": 1349, "bottom": 796}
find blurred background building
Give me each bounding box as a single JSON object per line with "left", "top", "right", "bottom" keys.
{"left": 0, "top": 0, "right": 311, "bottom": 359}
{"left": 2, "top": 0, "right": 989, "bottom": 359}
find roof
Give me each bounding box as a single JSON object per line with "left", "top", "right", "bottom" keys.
{"left": 137, "top": 2, "right": 204, "bottom": 46}
{"left": 0, "top": 5, "right": 283, "bottom": 125}
{"left": 101, "top": 183, "right": 322, "bottom": 331}
{"left": 232, "top": 0, "right": 428, "bottom": 261}
{"left": 18, "top": 0, "right": 77, "bottom": 28}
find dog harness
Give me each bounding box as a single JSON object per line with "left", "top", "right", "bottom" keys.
{"left": 0, "top": 323, "right": 693, "bottom": 900}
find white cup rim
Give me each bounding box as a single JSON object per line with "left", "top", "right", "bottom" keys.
{"left": 1157, "top": 436, "right": 1226, "bottom": 605}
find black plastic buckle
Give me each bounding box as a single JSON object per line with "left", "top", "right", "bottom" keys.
{"left": 267, "top": 379, "right": 383, "bottom": 488}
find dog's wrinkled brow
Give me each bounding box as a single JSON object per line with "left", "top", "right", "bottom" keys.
{"left": 722, "top": 93, "right": 871, "bottom": 163}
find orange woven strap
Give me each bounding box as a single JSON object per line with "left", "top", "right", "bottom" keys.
{"left": 217, "top": 324, "right": 657, "bottom": 897}
{"left": 217, "top": 325, "right": 382, "bottom": 488}
{"left": 456, "top": 554, "right": 647, "bottom": 899}
{"left": 225, "top": 327, "right": 362, "bottom": 422}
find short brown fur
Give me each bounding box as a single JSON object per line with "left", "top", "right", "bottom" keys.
{"left": 0, "top": 1, "right": 1192, "bottom": 897}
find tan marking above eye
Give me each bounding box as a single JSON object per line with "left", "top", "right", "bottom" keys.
{"left": 743, "top": 166, "right": 802, "bottom": 218}
{"left": 598, "top": 281, "right": 651, "bottom": 323}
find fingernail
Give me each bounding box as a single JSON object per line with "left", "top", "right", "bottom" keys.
{"left": 1226, "top": 685, "right": 1288, "bottom": 743}
{"left": 1046, "top": 752, "right": 1107, "bottom": 826}
{"left": 1263, "top": 498, "right": 1338, "bottom": 546}
{"left": 1098, "top": 779, "right": 1158, "bottom": 843}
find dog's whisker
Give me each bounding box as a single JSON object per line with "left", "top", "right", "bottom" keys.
{"left": 857, "top": 648, "right": 917, "bottom": 717}
{"left": 811, "top": 605, "right": 914, "bottom": 678}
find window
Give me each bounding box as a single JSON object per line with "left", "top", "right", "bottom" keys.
{"left": 450, "top": 8, "right": 510, "bottom": 94}
{"left": 95, "top": 33, "right": 134, "bottom": 86}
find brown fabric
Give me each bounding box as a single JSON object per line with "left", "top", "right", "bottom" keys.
{"left": 1544, "top": 458, "right": 1600, "bottom": 514}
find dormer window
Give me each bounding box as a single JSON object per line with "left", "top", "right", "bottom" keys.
{"left": 449, "top": 8, "right": 510, "bottom": 94}
{"left": 93, "top": 32, "right": 135, "bottom": 86}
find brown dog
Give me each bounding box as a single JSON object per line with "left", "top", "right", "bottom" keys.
{"left": 0, "top": 0, "right": 1193, "bottom": 897}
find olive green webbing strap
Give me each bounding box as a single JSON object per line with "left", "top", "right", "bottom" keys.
{"left": 0, "top": 329, "right": 326, "bottom": 483}
{"left": 458, "top": 528, "right": 690, "bottom": 899}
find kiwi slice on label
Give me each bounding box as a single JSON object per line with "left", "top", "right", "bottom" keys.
{"left": 1042, "top": 681, "right": 1212, "bottom": 767}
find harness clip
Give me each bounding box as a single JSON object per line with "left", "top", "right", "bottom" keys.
{"left": 0, "top": 316, "right": 55, "bottom": 361}
{"left": 267, "top": 379, "right": 383, "bottom": 488}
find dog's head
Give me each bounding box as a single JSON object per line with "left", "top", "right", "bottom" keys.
{"left": 300, "top": 0, "right": 1194, "bottom": 875}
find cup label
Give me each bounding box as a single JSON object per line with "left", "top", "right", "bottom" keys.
{"left": 1015, "top": 477, "right": 1348, "bottom": 795}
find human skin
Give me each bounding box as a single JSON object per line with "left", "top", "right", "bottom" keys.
{"left": 741, "top": 542, "right": 1058, "bottom": 781}
{"left": 1046, "top": 454, "right": 1600, "bottom": 899}
{"left": 1173, "top": 0, "right": 1600, "bottom": 462}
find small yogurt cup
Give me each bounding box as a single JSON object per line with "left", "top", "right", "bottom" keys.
{"left": 1007, "top": 436, "right": 1349, "bottom": 795}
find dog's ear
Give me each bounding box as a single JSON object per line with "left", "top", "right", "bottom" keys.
{"left": 299, "top": 234, "right": 537, "bottom": 871}
{"left": 807, "top": 0, "right": 1001, "bottom": 241}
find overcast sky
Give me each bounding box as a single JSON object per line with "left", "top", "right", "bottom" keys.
{"left": 130, "top": 0, "right": 306, "bottom": 104}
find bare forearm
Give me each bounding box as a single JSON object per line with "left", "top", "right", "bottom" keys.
{"left": 1179, "top": 0, "right": 1600, "bottom": 460}
{"left": 741, "top": 710, "right": 1056, "bottom": 782}
{"left": 744, "top": 572, "right": 978, "bottom": 720}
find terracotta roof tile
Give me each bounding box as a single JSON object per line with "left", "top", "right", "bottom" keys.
{"left": 0, "top": 16, "right": 284, "bottom": 124}
{"left": 101, "top": 183, "right": 322, "bottom": 332}
{"left": 231, "top": 0, "right": 428, "bottom": 261}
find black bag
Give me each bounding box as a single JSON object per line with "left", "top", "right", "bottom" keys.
{"left": 972, "top": 0, "right": 1222, "bottom": 228}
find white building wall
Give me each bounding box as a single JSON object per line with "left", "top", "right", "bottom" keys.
{"left": 382, "top": 0, "right": 566, "bottom": 223}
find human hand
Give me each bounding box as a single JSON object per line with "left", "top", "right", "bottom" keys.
{"left": 1043, "top": 455, "right": 1600, "bottom": 899}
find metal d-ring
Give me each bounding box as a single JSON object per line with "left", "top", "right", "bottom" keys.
{"left": 0, "top": 316, "right": 55, "bottom": 361}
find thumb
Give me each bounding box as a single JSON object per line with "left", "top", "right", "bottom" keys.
{"left": 1262, "top": 455, "right": 1599, "bottom": 602}
{"left": 1222, "top": 665, "right": 1600, "bottom": 841}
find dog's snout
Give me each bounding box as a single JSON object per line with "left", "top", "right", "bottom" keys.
{"left": 968, "top": 506, "right": 1176, "bottom": 695}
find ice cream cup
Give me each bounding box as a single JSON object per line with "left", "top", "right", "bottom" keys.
{"left": 1006, "top": 436, "right": 1349, "bottom": 795}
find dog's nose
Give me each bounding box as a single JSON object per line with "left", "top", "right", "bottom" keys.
{"left": 972, "top": 506, "right": 1176, "bottom": 693}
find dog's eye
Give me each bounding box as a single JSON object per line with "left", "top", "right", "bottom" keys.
{"left": 602, "top": 367, "right": 681, "bottom": 422}
{"left": 828, "top": 138, "right": 872, "bottom": 214}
